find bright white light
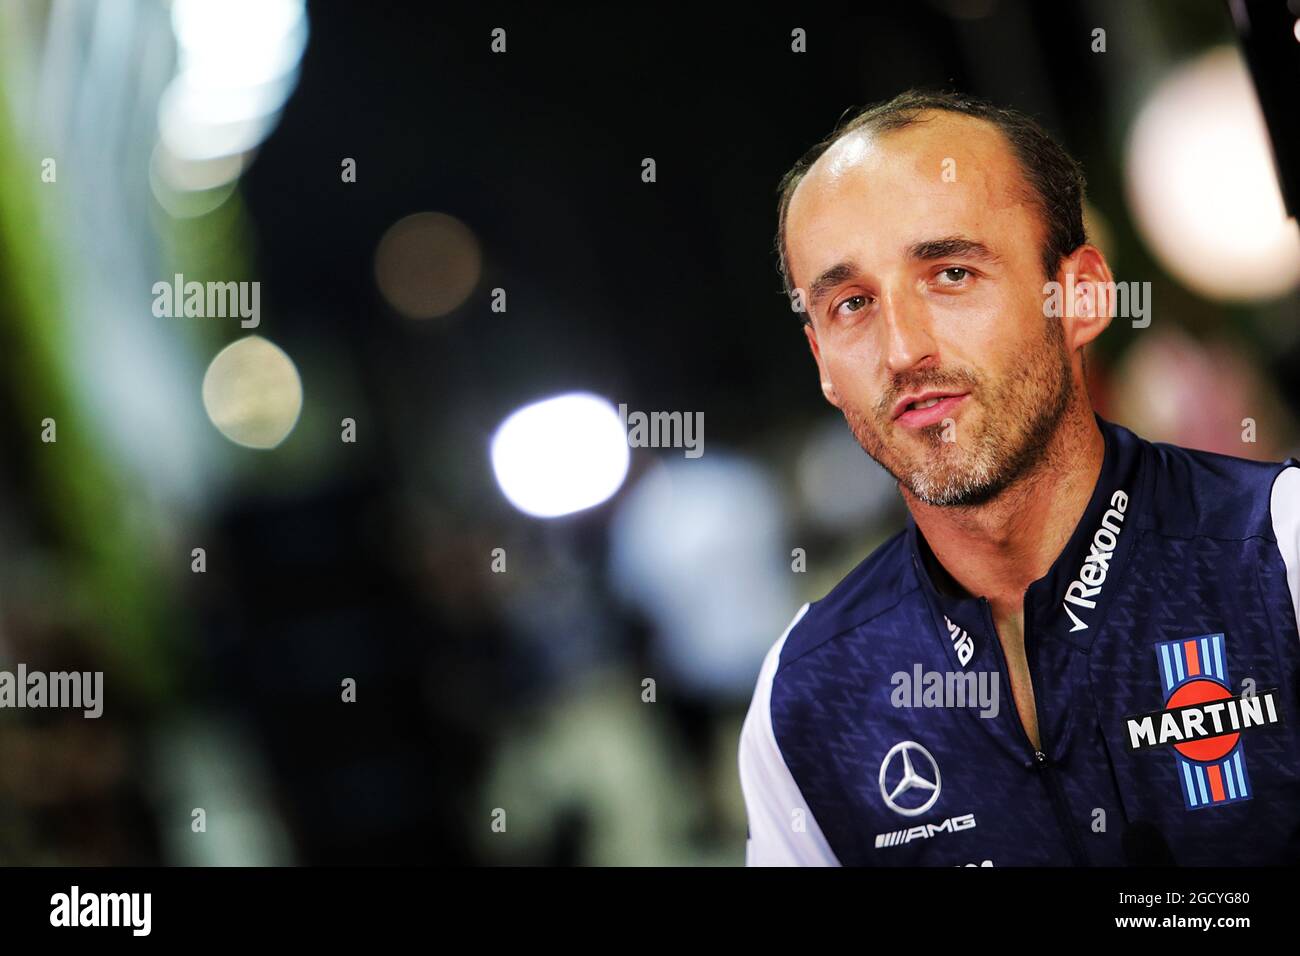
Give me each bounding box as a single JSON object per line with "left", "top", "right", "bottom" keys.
{"left": 172, "top": 0, "right": 308, "bottom": 89}
{"left": 1126, "top": 46, "right": 1300, "bottom": 302}
{"left": 158, "top": 0, "right": 307, "bottom": 185}
{"left": 490, "top": 393, "right": 630, "bottom": 518}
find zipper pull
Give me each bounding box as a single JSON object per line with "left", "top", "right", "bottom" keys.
{"left": 1034, "top": 750, "right": 1049, "bottom": 766}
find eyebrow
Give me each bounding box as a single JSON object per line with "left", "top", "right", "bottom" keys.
{"left": 804, "top": 236, "right": 1001, "bottom": 312}
{"left": 806, "top": 261, "right": 859, "bottom": 311}
{"left": 906, "top": 235, "right": 1001, "bottom": 264}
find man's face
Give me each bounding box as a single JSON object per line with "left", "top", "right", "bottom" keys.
{"left": 785, "top": 111, "right": 1075, "bottom": 507}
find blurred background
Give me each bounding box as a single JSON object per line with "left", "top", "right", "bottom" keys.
{"left": 0, "top": 0, "right": 1297, "bottom": 865}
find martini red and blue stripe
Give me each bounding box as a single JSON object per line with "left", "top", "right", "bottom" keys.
{"left": 1155, "top": 634, "right": 1251, "bottom": 810}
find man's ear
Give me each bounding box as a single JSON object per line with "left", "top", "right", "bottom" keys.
{"left": 803, "top": 321, "right": 841, "bottom": 408}
{"left": 1057, "top": 244, "right": 1114, "bottom": 351}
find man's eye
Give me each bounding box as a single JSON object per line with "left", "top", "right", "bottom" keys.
{"left": 835, "top": 294, "right": 870, "bottom": 317}
{"left": 938, "top": 267, "right": 970, "bottom": 284}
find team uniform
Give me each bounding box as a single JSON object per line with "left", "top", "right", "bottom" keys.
{"left": 739, "top": 414, "right": 1300, "bottom": 865}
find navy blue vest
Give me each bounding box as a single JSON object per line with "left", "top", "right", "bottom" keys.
{"left": 766, "top": 415, "right": 1300, "bottom": 865}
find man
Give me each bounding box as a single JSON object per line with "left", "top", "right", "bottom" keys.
{"left": 738, "top": 90, "right": 1300, "bottom": 865}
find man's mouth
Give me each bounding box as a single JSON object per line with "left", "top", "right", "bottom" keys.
{"left": 892, "top": 391, "right": 969, "bottom": 429}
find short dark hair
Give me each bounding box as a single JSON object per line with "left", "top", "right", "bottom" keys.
{"left": 775, "top": 89, "right": 1087, "bottom": 324}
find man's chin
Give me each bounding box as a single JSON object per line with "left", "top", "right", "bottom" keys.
{"left": 892, "top": 450, "right": 1006, "bottom": 508}
{"left": 903, "top": 476, "right": 1006, "bottom": 509}
{"left": 849, "top": 417, "right": 997, "bottom": 504}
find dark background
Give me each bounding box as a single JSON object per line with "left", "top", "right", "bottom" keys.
{"left": 0, "top": 0, "right": 1295, "bottom": 865}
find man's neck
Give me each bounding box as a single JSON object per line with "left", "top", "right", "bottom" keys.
{"left": 902, "top": 405, "right": 1105, "bottom": 621}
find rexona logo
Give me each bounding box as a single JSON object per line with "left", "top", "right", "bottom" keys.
{"left": 1062, "top": 489, "right": 1128, "bottom": 632}
{"left": 876, "top": 813, "right": 976, "bottom": 848}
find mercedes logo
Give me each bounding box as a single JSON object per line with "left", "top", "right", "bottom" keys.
{"left": 879, "top": 740, "right": 942, "bottom": 817}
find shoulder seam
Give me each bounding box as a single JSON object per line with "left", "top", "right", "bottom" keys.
{"left": 778, "top": 580, "right": 922, "bottom": 673}
{"left": 1138, "top": 458, "right": 1299, "bottom": 544}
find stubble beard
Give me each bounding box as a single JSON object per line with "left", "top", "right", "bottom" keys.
{"left": 840, "top": 319, "right": 1076, "bottom": 508}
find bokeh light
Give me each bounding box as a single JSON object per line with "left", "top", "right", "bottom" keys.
{"left": 154, "top": 0, "right": 307, "bottom": 201}
{"left": 608, "top": 456, "right": 794, "bottom": 698}
{"left": 490, "top": 393, "right": 629, "bottom": 518}
{"left": 1125, "top": 46, "right": 1300, "bottom": 302}
{"left": 374, "top": 212, "right": 482, "bottom": 319}
{"left": 796, "top": 416, "right": 897, "bottom": 532}
{"left": 202, "top": 335, "right": 304, "bottom": 449}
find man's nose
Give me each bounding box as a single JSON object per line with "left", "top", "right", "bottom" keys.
{"left": 879, "top": 285, "right": 938, "bottom": 375}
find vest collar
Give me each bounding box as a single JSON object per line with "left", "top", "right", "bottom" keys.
{"left": 907, "top": 413, "right": 1146, "bottom": 653}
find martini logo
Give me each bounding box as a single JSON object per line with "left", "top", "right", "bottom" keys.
{"left": 1125, "top": 690, "right": 1282, "bottom": 752}
{"left": 1125, "top": 634, "right": 1284, "bottom": 810}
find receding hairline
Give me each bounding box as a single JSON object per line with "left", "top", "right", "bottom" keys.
{"left": 780, "top": 109, "right": 1040, "bottom": 291}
